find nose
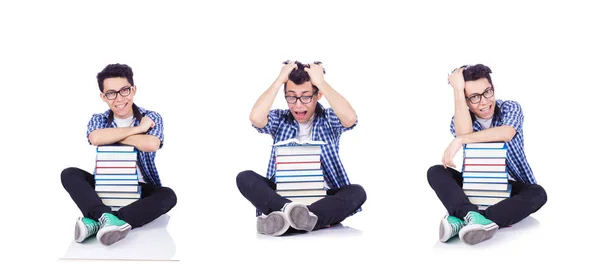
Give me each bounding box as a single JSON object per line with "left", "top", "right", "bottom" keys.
{"left": 480, "top": 95, "right": 491, "bottom": 104}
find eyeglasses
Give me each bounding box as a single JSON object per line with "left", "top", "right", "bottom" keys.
{"left": 285, "top": 91, "right": 317, "bottom": 104}
{"left": 466, "top": 87, "right": 494, "bottom": 104}
{"left": 103, "top": 86, "right": 132, "bottom": 100}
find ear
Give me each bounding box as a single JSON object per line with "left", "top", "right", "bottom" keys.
{"left": 131, "top": 85, "right": 137, "bottom": 96}
{"left": 316, "top": 91, "right": 323, "bottom": 100}
{"left": 99, "top": 92, "right": 107, "bottom": 103}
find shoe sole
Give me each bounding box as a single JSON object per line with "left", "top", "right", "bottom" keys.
{"left": 438, "top": 217, "right": 453, "bottom": 242}
{"left": 74, "top": 217, "right": 87, "bottom": 243}
{"left": 257, "top": 212, "right": 289, "bottom": 236}
{"left": 286, "top": 203, "right": 317, "bottom": 232}
{"left": 97, "top": 223, "right": 132, "bottom": 246}
{"left": 459, "top": 223, "right": 498, "bottom": 245}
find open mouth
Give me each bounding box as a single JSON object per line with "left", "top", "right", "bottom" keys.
{"left": 294, "top": 111, "right": 308, "bottom": 119}
{"left": 479, "top": 105, "right": 491, "bottom": 113}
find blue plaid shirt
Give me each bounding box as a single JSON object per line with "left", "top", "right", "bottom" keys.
{"left": 450, "top": 99, "right": 537, "bottom": 184}
{"left": 253, "top": 103, "right": 361, "bottom": 213}
{"left": 87, "top": 104, "right": 164, "bottom": 187}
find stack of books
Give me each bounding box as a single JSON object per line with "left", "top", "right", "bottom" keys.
{"left": 462, "top": 142, "right": 512, "bottom": 210}
{"left": 94, "top": 145, "right": 142, "bottom": 211}
{"left": 273, "top": 139, "right": 328, "bottom": 205}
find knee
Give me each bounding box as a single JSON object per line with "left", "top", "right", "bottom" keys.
{"left": 159, "top": 187, "right": 178, "bottom": 209}
{"left": 348, "top": 184, "right": 367, "bottom": 206}
{"left": 427, "top": 165, "right": 446, "bottom": 186}
{"left": 236, "top": 170, "right": 257, "bottom": 191}
{"left": 533, "top": 184, "right": 547, "bottom": 208}
{"left": 60, "top": 167, "right": 80, "bottom": 188}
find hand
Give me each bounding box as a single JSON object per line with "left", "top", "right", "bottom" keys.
{"left": 276, "top": 60, "right": 298, "bottom": 84}
{"left": 448, "top": 67, "right": 465, "bottom": 92}
{"left": 442, "top": 137, "right": 463, "bottom": 168}
{"left": 304, "top": 61, "right": 326, "bottom": 87}
{"left": 138, "top": 116, "right": 155, "bottom": 133}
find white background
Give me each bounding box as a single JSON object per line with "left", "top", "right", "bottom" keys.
{"left": 1, "top": 0, "right": 599, "bottom": 272}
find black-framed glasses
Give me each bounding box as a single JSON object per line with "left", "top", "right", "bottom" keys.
{"left": 466, "top": 87, "right": 494, "bottom": 104}
{"left": 103, "top": 86, "right": 132, "bottom": 100}
{"left": 285, "top": 91, "right": 317, "bottom": 104}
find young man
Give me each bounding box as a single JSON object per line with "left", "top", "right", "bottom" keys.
{"left": 236, "top": 61, "right": 367, "bottom": 236}
{"left": 427, "top": 64, "right": 547, "bottom": 245}
{"left": 61, "top": 63, "right": 177, "bottom": 246}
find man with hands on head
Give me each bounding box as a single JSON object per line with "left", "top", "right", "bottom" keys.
{"left": 236, "top": 60, "right": 367, "bottom": 236}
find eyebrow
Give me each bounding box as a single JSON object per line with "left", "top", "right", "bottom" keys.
{"left": 106, "top": 85, "right": 129, "bottom": 93}
{"left": 468, "top": 87, "right": 492, "bottom": 97}
{"left": 285, "top": 90, "right": 312, "bottom": 95}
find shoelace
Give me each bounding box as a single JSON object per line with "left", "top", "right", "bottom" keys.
{"left": 450, "top": 221, "right": 463, "bottom": 234}
{"left": 99, "top": 214, "right": 114, "bottom": 227}
{"left": 464, "top": 212, "right": 481, "bottom": 225}
{"left": 84, "top": 219, "right": 100, "bottom": 235}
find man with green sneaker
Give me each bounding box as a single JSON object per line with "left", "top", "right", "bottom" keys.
{"left": 61, "top": 63, "right": 177, "bottom": 246}
{"left": 427, "top": 64, "right": 547, "bottom": 245}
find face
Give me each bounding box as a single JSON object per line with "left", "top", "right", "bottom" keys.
{"left": 464, "top": 78, "right": 495, "bottom": 119}
{"left": 284, "top": 81, "right": 322, "bottom": 123}
{"left": 100, "top": 77, "right": 136, "bottom": 119}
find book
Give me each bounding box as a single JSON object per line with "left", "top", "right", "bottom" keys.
{"left": 275, "top": 169, "right": 324, "bottom": 177}
{"left": 97, "top": 145, "right": 136, "bottom": 152}
{"left": 465, "top": 142, "right": 506, "bottom": 149}
{"left": 463, "top": 186, "right": 512, "bottom": 198}
{"left": 275, "top": 181, "right": 327, "bottom": 190}
{"left": 276, "top": 162, "right": 321, "bottom": 171}
{"left": 95, "top": 168, "right": 137, "bottom": 175}
{"left": 275, "top": 175, "right": 325, "bottom": 182}
{"left": 276, "top": 155, "right": 321, "bottom": 163}
{"left": 97, "top": 187, "right": 142, "bottom": 198}
{"left": 463, "top": 148, "right": 507, "bottom": 158}
{"left": 96, "top": 152, "right": 137, "bottom": 161}
{"left": 95, "top": 184, "right": 140, "bottom": 192}
{"left": 273, "top": 139, "right": 326, "bottom": 146}
{"left": 462, "top": 183, "right": 510, "bottom": 191}
{"left": 464, "top": 158, "right": 506, "bottom": 165}
{"left": 94, "top": 144, "right": 142, "bottom": 211}
{"left": 463, "top": 177, "right": 508, "bottom": 183}
{"left": 96, "top": 161, "right": 137, "bottom": 168}
{"left": 463, "top": 164, "right": 506, "bottom": 172}
{"left": 463, "top": 172, "right": 508, "bottom": 178}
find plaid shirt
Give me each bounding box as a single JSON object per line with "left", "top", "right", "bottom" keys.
{"left": 87, "top": 104, "right": 164, "bottom": 186}
{"left": 253, "top": 103, "right": 361, "bottom": 214}
{"left": 450, "top": 99, "right": 537, "bottom": 184}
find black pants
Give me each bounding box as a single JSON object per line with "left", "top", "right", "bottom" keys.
{"left": 236, "top": 170, "right": 367, "bottom": 231}
{"left": 61, "top": 167, "right": 177, "bottom": 228}
{"left": 427, "top": 165, "right": 547, "bottom": 228}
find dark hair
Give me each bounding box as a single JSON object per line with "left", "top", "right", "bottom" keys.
{"left": 96, "top": 63, "right": 134, "bottom": 92}
{"left": 284, "top": 61, "right": 323, "bottom": 92}
{"left": 463, "top": 64, "right": 493, "bottom": 87}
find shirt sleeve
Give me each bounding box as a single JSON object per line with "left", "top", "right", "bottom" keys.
{"left": 86, "top": 114, "right": 108, "bottom": 145}
{"left": 449, "top": 116, "right": 457, "bottom": 137}
{"left": 252, "top": 109, "right": 287, "bottom": 137}
{"left": 499, "top": 100, "right": 524, "bottom": 133}
{"left": 325, "top": 108, "right": 358, "bottom": 137}
{"left": 145, "top": 111, "right": 164, "bottom": 149}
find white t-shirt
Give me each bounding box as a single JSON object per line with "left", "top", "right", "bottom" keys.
{"left": 114, "top": 115, "right": 146, "bottom": 183}
{"left": 475, "top": 116, "right": 515, "bottom": 181}
{"left": 297, "top": 114, "right": 315, "bottom": 143}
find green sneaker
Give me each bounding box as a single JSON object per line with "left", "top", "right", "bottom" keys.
{"left": 97, "top": 213, "right": 132, "bottom": 246}
{"left": 74, "top": 217, "right": 100, "bottom": 243}
{"left": 459, "top": 211, "right": 499, "bottom": 245}
{"left": 439, "top": 215, "right": 465, "bottom": 242}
